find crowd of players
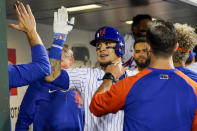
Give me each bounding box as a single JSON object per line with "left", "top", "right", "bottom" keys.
{"left": 7, "top": 1, "right": 197, "bottom": 131}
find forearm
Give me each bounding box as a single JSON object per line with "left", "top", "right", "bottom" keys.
{"left": 95, "top": 79, "right": 113, "bottom": 94}
{"left": 90, "top": 80, "right": 113, "bottom": 116}
{"left": 45, "top": 33, "right": 65, "bottom": 82}
{"left": 90, "top": 80, "right": 116, "bottom": 117}
{"left": 45, "top": 59, "right": 61, "bottom": 82}
{"left": 26, "top": 29, "right": 43, "bottom": 47}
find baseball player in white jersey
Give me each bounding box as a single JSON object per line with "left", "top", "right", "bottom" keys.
{"left": 46, "top": 22, "right": 136, "bottom": 130}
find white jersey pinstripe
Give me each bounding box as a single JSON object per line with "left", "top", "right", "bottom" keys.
{"left": 65, "top": 68, "right": 136, "bottom": 131}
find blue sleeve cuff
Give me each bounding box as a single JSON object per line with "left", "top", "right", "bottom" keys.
{"left": 48, "top": 33, "right": 67, "bottom": 60}
{"left": 52, "top": 69, "right": 69, "bottom": 90}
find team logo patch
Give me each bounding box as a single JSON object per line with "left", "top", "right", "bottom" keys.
{"left": 74, "top": 91, "right": 83, "bottom": 108}
{"left": 99, "top": 28, "right": 106, "bottom": 36}
{"left": 160, "top": 74, "right": 169, "bottom": 79}
{"left": 58, "top": 34, "right": 64, "bottom": 40}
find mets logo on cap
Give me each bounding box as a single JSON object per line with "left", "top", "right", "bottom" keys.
{"left": 97, "top": 28, "right": 106, "bottom": 38}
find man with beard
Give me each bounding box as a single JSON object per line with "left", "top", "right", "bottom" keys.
{"left": 123, "top": 14, "right": 152, "bottom": 70}
{"left": 133, "top": 37, "right": 150, "bottom": 74}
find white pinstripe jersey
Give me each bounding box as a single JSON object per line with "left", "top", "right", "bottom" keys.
{"left": 65, "top": 68, "right": 135, "bottom": 131}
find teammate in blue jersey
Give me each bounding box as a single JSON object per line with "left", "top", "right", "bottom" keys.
{"left": 8, "top": 1, "right": 50, "bottom": 88}
{"left": 90, "top": 19, "right": 197, "bottom": 131}
{"left": 15, "top": 7, "right": 84, "bottom": 131}
{"left": 16, "top": 45, "right": 84, "bottom": 131}
{"left": 173, "top": 23, "right": 197, "bottom": 82}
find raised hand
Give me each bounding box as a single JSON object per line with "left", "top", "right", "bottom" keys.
{"left": 53, "top": 6, "right": 75, "bottom": 34}
{"left": 8, "top": 1, "right": 36, "bottom": 34}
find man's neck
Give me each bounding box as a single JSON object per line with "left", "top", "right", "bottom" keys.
{"left": 149, "top": 55, "right": 174, "bottom": 69}
{"left": 101, "top": 58, "right": 122, "bottom": 72}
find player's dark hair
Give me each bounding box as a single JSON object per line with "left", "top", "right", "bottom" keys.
{"left": 133, "top": 37, "right": 148, "bottom": 48}
{"left": 132, "top": 14, "right": 152, "bottom": 27}
{"left": 146, "top": 19, "right": 177, "bottom": 58}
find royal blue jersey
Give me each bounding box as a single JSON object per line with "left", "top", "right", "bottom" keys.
{"left": 15, "top": 79, "right": 84, "bottom": 131}
{"left": 176, "top": 67, "right": 197, "bottom": 82}
{"left": 90, "top": 67, "right": 197, "bottom": 131}
{"left": 8, "top": 45, "right": 50, "bottom": 88}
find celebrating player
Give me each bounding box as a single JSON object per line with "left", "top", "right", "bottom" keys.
{"left": 46, "top": 26, "right": 136, "bottom": 130}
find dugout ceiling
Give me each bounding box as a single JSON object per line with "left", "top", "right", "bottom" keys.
{"left": 6, "top": 0, "right": 197, "bottom": 34}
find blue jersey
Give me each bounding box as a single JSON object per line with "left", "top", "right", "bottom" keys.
{"left": 90, "top": 67, "right": 197, "bottom": 131}
{"left": 15, "top": 79, "right": 84, "bottom": 131}
{"left": 8, "top": 45, "right": 50, "bottom": 88}
{"left": 176, "top": 67, "right": 197, "bottom": 82}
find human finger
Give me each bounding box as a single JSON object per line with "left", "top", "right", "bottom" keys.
{"left": 26, "top": 4, "right": 33, "bottom": 17}
{"left": 8, "top": 24, "right": 20, "bottom": 31}
{"left": 19, "top": 1, "right": 28, "bottom": 16}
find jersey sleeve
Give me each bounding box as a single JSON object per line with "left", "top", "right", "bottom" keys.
{"left": 51, "top": 69, "right": 69, "bottom": 90}
{"left": 90, "top": 68, "right": 152, "bottom": 117}
{"left": 174, "top": 70, "right": 197, "bottom": 130}
{"left": 9, "top": 45, "right": 50, "bottom": 88}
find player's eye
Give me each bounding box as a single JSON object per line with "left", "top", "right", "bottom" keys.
{"left": 143, "top": 49, "right": 148, "bottom": 52}
{"left": 96, "top": 47, "right": 101, "bottom": 51}
{"left": 135, "top": 50, "right": 140, "bottom": 53}
{"left": 106, "top": 46, "right": 115, "bottom": 49}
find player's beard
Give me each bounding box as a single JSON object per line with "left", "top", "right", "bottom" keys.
{"left": 135, "top": 58, "right": 150, "bottom": 69}
{"left": 99, "top": 61, "right": 113, "bottom": 68}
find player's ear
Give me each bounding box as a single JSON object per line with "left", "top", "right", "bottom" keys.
{"left": 146, "top": 43, "right": 151, "bottom": 52}
{"left": 174, "top": 43, "right": 179, "bottom": 52}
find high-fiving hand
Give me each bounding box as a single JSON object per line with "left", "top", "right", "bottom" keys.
{"left": 53, "top": 6, "right": 75, "bottom": 35}
{"left": 8, "top": 1, "right": 36, "bottom": 34}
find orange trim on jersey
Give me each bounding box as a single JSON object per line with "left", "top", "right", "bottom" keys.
{"left": 174, "top": 70, "right": 197, "bottom": 130}
{"left": 90, "top": 68, "right": 152, "bottom": 117}
{"left": 174, "top": 70, "right": 197, "bottom": 95}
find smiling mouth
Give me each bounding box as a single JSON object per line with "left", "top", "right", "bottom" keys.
{"left": 100, "top": 54, "right": 108, "bottom": 58}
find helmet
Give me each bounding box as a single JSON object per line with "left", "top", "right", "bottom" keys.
{"left": 90, "top": 26, "right": 125, "bottom": 56}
